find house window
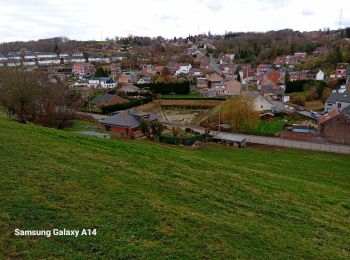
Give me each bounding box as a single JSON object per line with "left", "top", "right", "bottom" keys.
{"left": 337, "top": 103, "right": 341, "bottom": 108}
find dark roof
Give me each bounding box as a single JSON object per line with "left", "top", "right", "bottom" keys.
{"left": 91, "top": 94, "right": 116, "bottom": 104}
{"left": 325, "top": 91, "right": 350, "bottom": 104}
{"left": 342, "top": 104, "right": 350, "bottom": 116}
{"left": 100, "top": 109, "right": 158, "bottom": 128}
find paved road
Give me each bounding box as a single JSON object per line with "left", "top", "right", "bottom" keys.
{"left": 181, "top": 125, "right": 350, "bottom": 155}
{"left": 76, "top": 111, "right": 108, "bottom": 121}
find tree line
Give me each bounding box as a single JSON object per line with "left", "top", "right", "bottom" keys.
{"left": 0, "top": 68, "right": 80, "bottom": 128}
{"left": 137, "top": 81, "right": 190, "bottom": 95}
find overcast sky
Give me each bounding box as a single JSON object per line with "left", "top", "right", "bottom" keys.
{"left": 0, "top": 0, "right": 350, "bottom": 43}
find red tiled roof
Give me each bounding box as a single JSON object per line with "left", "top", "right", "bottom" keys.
{"left": 319, "top": 110, "right": 340, "bottom": 125}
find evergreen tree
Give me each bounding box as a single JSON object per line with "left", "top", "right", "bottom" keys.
{"left": 94, "top": 67, "right": 108, "bottom": 77}
{"left": 54, "top": 43, "right": 60, "bottom": 56}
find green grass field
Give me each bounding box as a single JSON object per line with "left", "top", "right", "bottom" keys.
{"left": 242, "top": 118, "right": 284, "bottom": 134}
{"left": 0, "top": 116, "right": 350, "bottom": 259}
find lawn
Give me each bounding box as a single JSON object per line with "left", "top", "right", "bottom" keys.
{"left": 305, "top": 100, "right": 325, "bottom": 111}
{"left": 242, "top": 118, "right": 284, "bottom": 134}
{"left": 66, "top": 120, "right": 99, "bottom": 132}
{"left": 0, "top": 116, "right": 350, "bottom": 259}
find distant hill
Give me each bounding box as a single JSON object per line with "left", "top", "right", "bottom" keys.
{"left": 0, "top": 115, "right": 350, "bottom": 258}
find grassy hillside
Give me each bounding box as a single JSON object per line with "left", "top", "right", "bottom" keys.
{"left": 0, "top": 116, "right": 350, "bottom": 259}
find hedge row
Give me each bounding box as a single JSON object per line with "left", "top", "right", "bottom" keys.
{"left": 101, "top": 96, "right": 153, "bottom": 114}
{"left": 160, "top": 97, "right": 226, "bottom": 101}
{"left": 159, "top": 134, "right": 204, "bottom": 146}
{"left": 137, "top": 81, "right": 190, "bottom": 95}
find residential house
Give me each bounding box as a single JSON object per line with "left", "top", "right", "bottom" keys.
{"left": 206, "top": 73, "right": 224, "bottom": 86}
{"left": 224, "top": 79, "right": 242, "bottom": 96}
{"left": 335, "top": 63, "right": 348, "bottom": 79}
{"left": 71, "top": 54, "right": 86, "bottom": 63}
{"left": 259, "top": 80, "right": 277, "bottom": 95}
{"left": 88, "top": 77, "right": 116, "bottom": 88}
{"left": 22, "top": 59, "right": 36, "bottom": 66}
{"left": 289, "top": 72, "right": 300, "bottom": 81}
{"left": 244, "top": 92, "right": 273, "bottom": 111}
{"left": 7, "top": 60, "right": 21, "bottom": 67}
{"left": 111, "top": 63, "right": 122, "bottom": 78}
{"left": 72, "top": 63, "right": 96, "bottom": 77}
{"left": 224, "top": 53, "right": 235, "bottom": 61}
{"left": 316, "top": 70, "right": 325, "bottom": 81}
{"left": 256, "top": 64, "right": 274, "bottom": 74}
{"left": 36, "top": 52, "right": 58, "bottom": 59}
{"left": 110, "top": 55, "right": 125, "bottom": 62}
{"left": 122, "top": 71, "right": 139, "bottom": 83}
{"left": 100, "top": 108, "right": 159, "bottom": 138}
{"left": 0, "top": 53, "right": 7, "bottom": 61}
{"left": 324, "top": 90, "right": 350, "bottom": 112}
{"left": 91, "top": 94, "right": 127, "bottom": 108}
{"left": 137, "top": 76, "right": 151, "bottom": 84}
{"left": 294, "top": 52, "right": 307, "bottom": 60}
{"left": 318, "top": 109, "right": 350, "bottom": 145}
{"left": 155, "top": 66, "right": 165, "bottom": 74}
{"left": 8, "top": 52, "right": 22, "bottom": 60}
{"left": 196, "top": 78, "right": 208, "bottom": 89}
{"left": 313, "top": 47, "right": 329, "bottom": 56}
{"left": 118, "top": 75, "right": 129, "bottom": 85}
{"left": 59, "top": 53, "right": 70, "bottom": 58}
{"left": 88, "top": 54, "right": 110, "bottom": 63}
{"left": 23, "top": 51, "right": 36, "bottom": 59}
{"left": 166, "top": 62, "right": 180, "bottom": 74}
{"left": 118, "top": 84, "right": 139, "bottom": 93}
{"left": 189, "top": 68, "right": 203, "bottom": 78}
{"left": 267, "top": 70, "right": 282, "bottom": 85}
{"left": 59, "top": 53, "right": 70, "bottom": 63}
{"left": 175, "top": 63, "right": 192, "bottom": 75}
{"left": 37, "top": 57, "right": 61, "bottom": 66}
{"left": 140, "top": 64, "right": 154, "bottom": 70}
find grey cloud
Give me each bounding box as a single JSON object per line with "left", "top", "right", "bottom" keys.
{"left": 198, "top": 0, "right": 224, "bottom": 12}
{"left": 160, "top": 15, "right": 179, "bottom": 22}
{"left": 302, "top": 9, "right": 315, "bottom": 16}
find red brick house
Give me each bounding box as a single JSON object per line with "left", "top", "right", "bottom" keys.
{"left": 335, "top": 63, "right": 349, "bottom": 79}
{"left": 72, "top": 63, "right": 96, "bottom": 77}
{"left": 318, "top": 109, "right": 350, "bottom": 145}
{"left": 256, "top": 64, "right": 274, "bottom": 74}
{"left": 100, "top": 109, "right": 159, "bottom": 138}
{"left": 267, "top": 70, "right": 282, "bottom": 85}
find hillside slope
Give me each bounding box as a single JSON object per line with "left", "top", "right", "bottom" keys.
{"left": 0, "top": 116, "right": 349, "bottom": 259}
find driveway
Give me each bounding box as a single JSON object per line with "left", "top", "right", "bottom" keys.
{"left": 181, "top": 125, "right": 350, "bottom": 155}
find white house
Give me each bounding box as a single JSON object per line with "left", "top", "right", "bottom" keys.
{"left": 88, "top": 54, "right": 110, "bottom": 63}
{"left": 24, "top": 51, "right": 36, "bottom": 59}
{"left": 175, "top": 63, "right": 192, "bottom": 75}
{"left": 22, "top": 60, "right": 36, "bottom": 66}
{"left": 71, "top": 55, "right": 86, "bottom": 63}
{"left": 36, "top": 52, "right": 58, "bottom": 59}
{"left": 245, "top": 92, "right": 273, "bottom": 111}
{"left": 37, "top": 57, "right": 61, "bottom": 66}
{"left": 59, "top": 53, "right": 70, "bottom": 58}
{"left": 0, "top": 53, "right": 7, "bottom": 61}
{"left": 8, "top": 52, "right": 22, "bottom": 60}
{"left": 7, "top": 60, "right": 21, "bottom": 67}
{"left": 316, "top": 70, "right": 325, "bottom": 81}
{"left": 88, "top": 77, "right": 116, "bottom": 88}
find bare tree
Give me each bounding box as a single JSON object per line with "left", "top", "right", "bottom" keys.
{"left": 0, "top": 68, "right": 78, "bottom": 129}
